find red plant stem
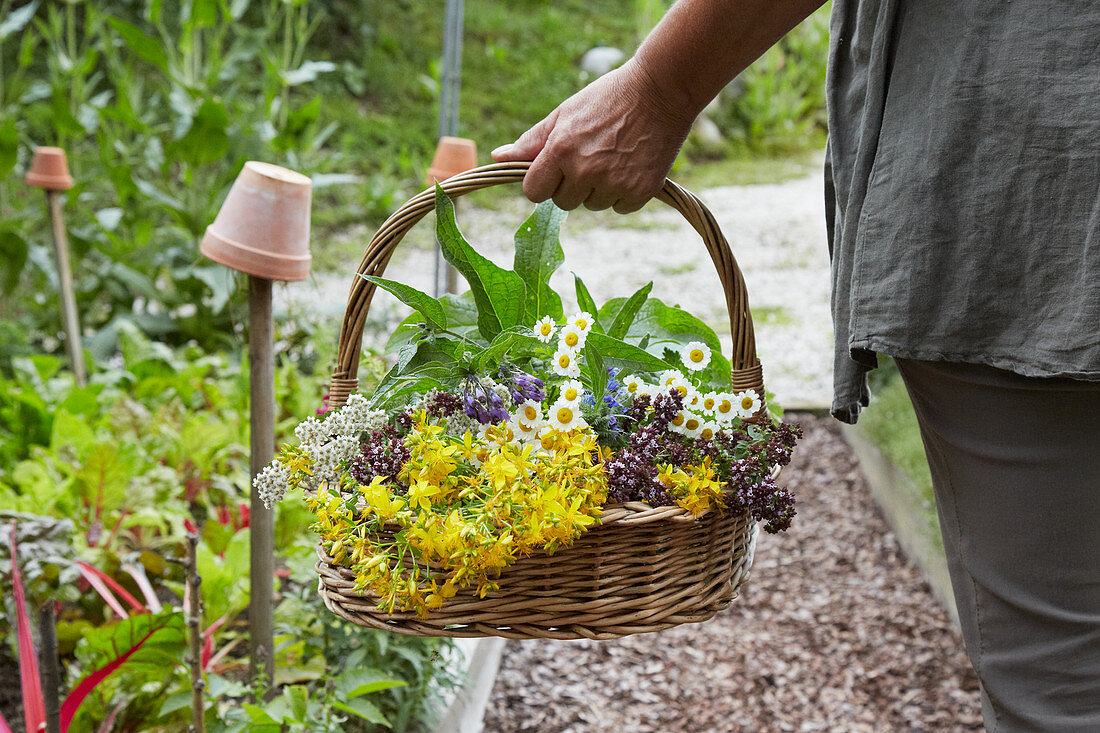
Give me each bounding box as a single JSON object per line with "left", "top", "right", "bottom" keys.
{"left": 9, "top": 523, "right": 46, "bottom": 733}
{"left": 102, "top": 510, "right": 130, "bottom": 550}
{"left": 75, "top": 562, "right": 146, "bottom": 614}
{"left": 59, "top": 628, "right": 158, "bottom": 731}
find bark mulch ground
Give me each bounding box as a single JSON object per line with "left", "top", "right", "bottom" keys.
{"left": 483, "top": 415, "right": 982, "bottom": 732}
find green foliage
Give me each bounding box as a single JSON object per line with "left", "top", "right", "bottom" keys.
{"left": 376, "top": 190, "right": 739, "bottom": 408}
{"left": 0, "top": 0, "right": 336, "bottom": 353}
{"left": 706, "top": 4, "right": 830, "bottom": 155}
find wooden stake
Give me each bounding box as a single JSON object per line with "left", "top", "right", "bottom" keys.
{"left": 185, "top": 531, "right": 206, "bottom": 733}
{"left": 45, "top": 190, "right": 86, "bottom": 387}
{"left": 38, "top": 603, "right": 60, "bottom": 733}
{"left": 247, "top": 275, "right": 275, "bottom": 694}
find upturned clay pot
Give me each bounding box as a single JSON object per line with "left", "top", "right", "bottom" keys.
{"left": 25, "top": 147, "right": 74, "bottom": 190}
{"left": 425, "top": 137, "right": 478, "bottom": 185}
{"left": 201, "top": 161, "right": 312, "bottom": 281}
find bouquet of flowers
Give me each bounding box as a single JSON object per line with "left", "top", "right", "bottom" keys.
{"left": 257, "top": 187, "right": 799, "bottom": 618}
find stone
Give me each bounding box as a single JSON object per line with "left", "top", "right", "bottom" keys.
{"left": 579, "top": 46, "right": 626, "bottom": 77}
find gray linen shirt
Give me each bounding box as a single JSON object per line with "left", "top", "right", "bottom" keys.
{"left": 825, "top": 0, "right": 1100, "bottom": 423}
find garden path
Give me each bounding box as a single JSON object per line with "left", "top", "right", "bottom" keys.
{"left": 481, "top": 415, "right": 981, "bottom": 732}
{"left": 278, "top": 166, "right": 833, "bottom": 410}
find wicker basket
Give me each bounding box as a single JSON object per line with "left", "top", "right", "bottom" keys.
{"left": 317, "top": 162, "right": 768, "bottom": 640}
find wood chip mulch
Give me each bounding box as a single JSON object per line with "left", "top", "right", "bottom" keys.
{"left": 482, "top": 414, "right": 982, "bottom": 732}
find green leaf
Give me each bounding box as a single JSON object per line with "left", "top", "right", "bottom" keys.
{"left": 363, "top": 275, "right": 447, "bottom": 330}
{"left": 435, "top": 185, "right": 526, "bottom": 341}
{"left": 157, "top": 690, "right": 191, "bottom": 719}
{"left": 513, "top": 201, "right": 566, "bottom": 323}
{"left": 572, "top": 274, "right": 602, "bottom": 332}
{"left": 0, "top": 229, "right": 28, "bottom": 290}
{"left": 584, "top": 342, "right": 607, "bottom": 403}
{"left": 173, "top": 99, "right": 229, "bottom": 165}
{"left": 599, "top": 297, "right": 722, "bottom": 350}
{"left": 106, "top": 17, "right": 169, "bottom": 71}
{"left": 607, "top": 281, "right": 653, "bottom": 339}
{"left": 335, "top": 668, "right": 407, "bottom": 698}
{"left": 284, "top": 686, "right": 310, "bottom": 724}
{"left": 333, "top": 698, "right": 389, "bottom": 726}
{"left": 473, "top": 329, "right": 544, "bottom": 371}
{"left": 585, "top": 332, "right": 672, "bottom": 374}
{"left": 0, "top": 118, "right": 18, "bottom": 178}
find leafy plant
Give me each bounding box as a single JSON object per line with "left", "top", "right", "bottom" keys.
{"left": 2, "top": 522, "right": 186, "bottom": 733}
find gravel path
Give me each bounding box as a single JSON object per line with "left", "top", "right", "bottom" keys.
{"left": 481, "top": 416, "right": 981, "bottom": 733}
{"left": 280, "top": 166, "right": 833, "bottom": 409}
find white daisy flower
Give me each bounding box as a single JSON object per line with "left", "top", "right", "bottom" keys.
{"left": 668, "top": 410, "right": 688, "bottom": 434}
{"left": 659, "top": 369, "right": 684, "bottom": 387}
{"left": 549, "top": 400, "right": 587, "bottom": 432}
{"left": 517, "top": 399, "right": 543, "bottom": 426}
{"left": 557, "top": 379, "right": 584, "bottom": 406}
{"left": 681, "top": 341, "right": 712, "bottom": 372}
{"left": 700, "top": 391, "right": 719, "bottom": 414}
{"left": 568, "top": 311, "right": 594, "bottom": 334}
{"left": 698, "top": 421, "right": 719, "bottom": 442}
{"left": 684, "top": 387, "right": 704, "bottom": 411}
{"left": 735, "top": 389, "right": 762, "bottom": 417}
{"left": 512, "top": 415, "right": 542, "bottom": 440}
{"left": 551, "top": 348, "right": 581, "bottom": 378}
{"left": 682, "top": 412, "right": 704, "bottom": 439}
{"left": 621, "top": 374, "right": 644, "bottom": 395}
{"left": 714, "top": 392, "right": 737, "bottom": 422}
{"left": 533, "top": 316, "right": 557, "bottom": 343}
{"left": 558, "top": 323, "right": 587, "bottom": 351}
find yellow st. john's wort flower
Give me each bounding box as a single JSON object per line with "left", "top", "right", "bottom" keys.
{"left": 358, "top": 475, "right": 405, "bottom": 521}
{"left": 281, "top": 445, "right": 313, "bottom": 476}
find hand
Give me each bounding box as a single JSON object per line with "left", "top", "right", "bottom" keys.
{"left": 491, "top": 59, "right": 695, "bottom": 213}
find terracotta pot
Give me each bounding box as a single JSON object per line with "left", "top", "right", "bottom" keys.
{"left": 201, "top": 161, "right": 312, "bottom": 281}
{"left": 425, "top": 137, "right": 478, "bottom": 185}
{"left": 25, "top": 147, "right": 74, "bottom": 190}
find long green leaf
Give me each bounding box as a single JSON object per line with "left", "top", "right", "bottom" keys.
{"left": 106, "top": 18, "right": 169, "bottom": 72}
{"left": 572, "top": 274, "right": 601, "bottom": 331}
{"left": 435, "top": 185, "right": 526, "bottom": 341}
{"left": 584, "top": 343, "right": 608, "bottom": 403}
{"left": 607, "top": 281, "right": 653, "bottom": 339}
{"left": 585, "top": 332, "right": 671, "bottom": 374}
{"left": 362, "top": 276, "right": 447, "bottom": 330}
{"left": 513, "top": 201, "right": 566, "bottom": 324}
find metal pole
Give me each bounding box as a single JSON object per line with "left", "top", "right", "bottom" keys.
{"left": 247, "top": 275, "right": 275, "bottom": 694}
{"left": 45, "top": 191, "right": 86, "bottom": 386}
{"left": 434, "top": 0, "right": 465, "bottom": 297}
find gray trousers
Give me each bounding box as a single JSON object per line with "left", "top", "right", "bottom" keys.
{"left": 895, "top": 359, "right": 1100, "bottom": 732}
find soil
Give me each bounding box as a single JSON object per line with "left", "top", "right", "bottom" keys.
{"left": 482, "top": 415, "right": 982, "bottom": 733}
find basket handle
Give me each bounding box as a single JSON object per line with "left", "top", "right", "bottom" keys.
{"left": 328, "top": 161, "right": 762, "bottom": 407}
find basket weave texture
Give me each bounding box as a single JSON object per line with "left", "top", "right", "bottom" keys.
{"left": 318, "top": 162, "right": 767, "bottom": 640}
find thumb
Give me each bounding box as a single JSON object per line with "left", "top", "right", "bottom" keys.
{"left": 491, "top": 109, "right": 560, "bottom": 162}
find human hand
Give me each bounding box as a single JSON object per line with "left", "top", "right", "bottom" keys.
{"left": 490, "top": 59, "right": 695, "bottom": 213}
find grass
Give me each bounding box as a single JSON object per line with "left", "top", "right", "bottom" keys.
{"left": 857, "top": 359, "right": 937, "bottom": 510}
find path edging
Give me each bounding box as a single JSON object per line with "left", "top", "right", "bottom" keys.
{"left": 432, "top": 637, "right": 506, "bottom": 733}
{"left": 840, "top": 424, "right": 959, "bottom": 625}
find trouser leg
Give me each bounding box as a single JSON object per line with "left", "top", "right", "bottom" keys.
{"left": 894, "top": 358, "right": 1100, "bottom": 733}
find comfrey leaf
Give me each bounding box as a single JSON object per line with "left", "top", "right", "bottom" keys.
{"left": 434, "top": 185, "right": 526, "bottom": 341}
{"left": 513, "top": 201, "right": 566, "bottom": 324}
{"left": 362, "top": 275, "right": 447, "bottom": 331}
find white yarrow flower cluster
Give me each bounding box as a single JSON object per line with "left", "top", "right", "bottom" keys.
{"left": 255, "top": 461, "right": 291, "bottom": 509}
